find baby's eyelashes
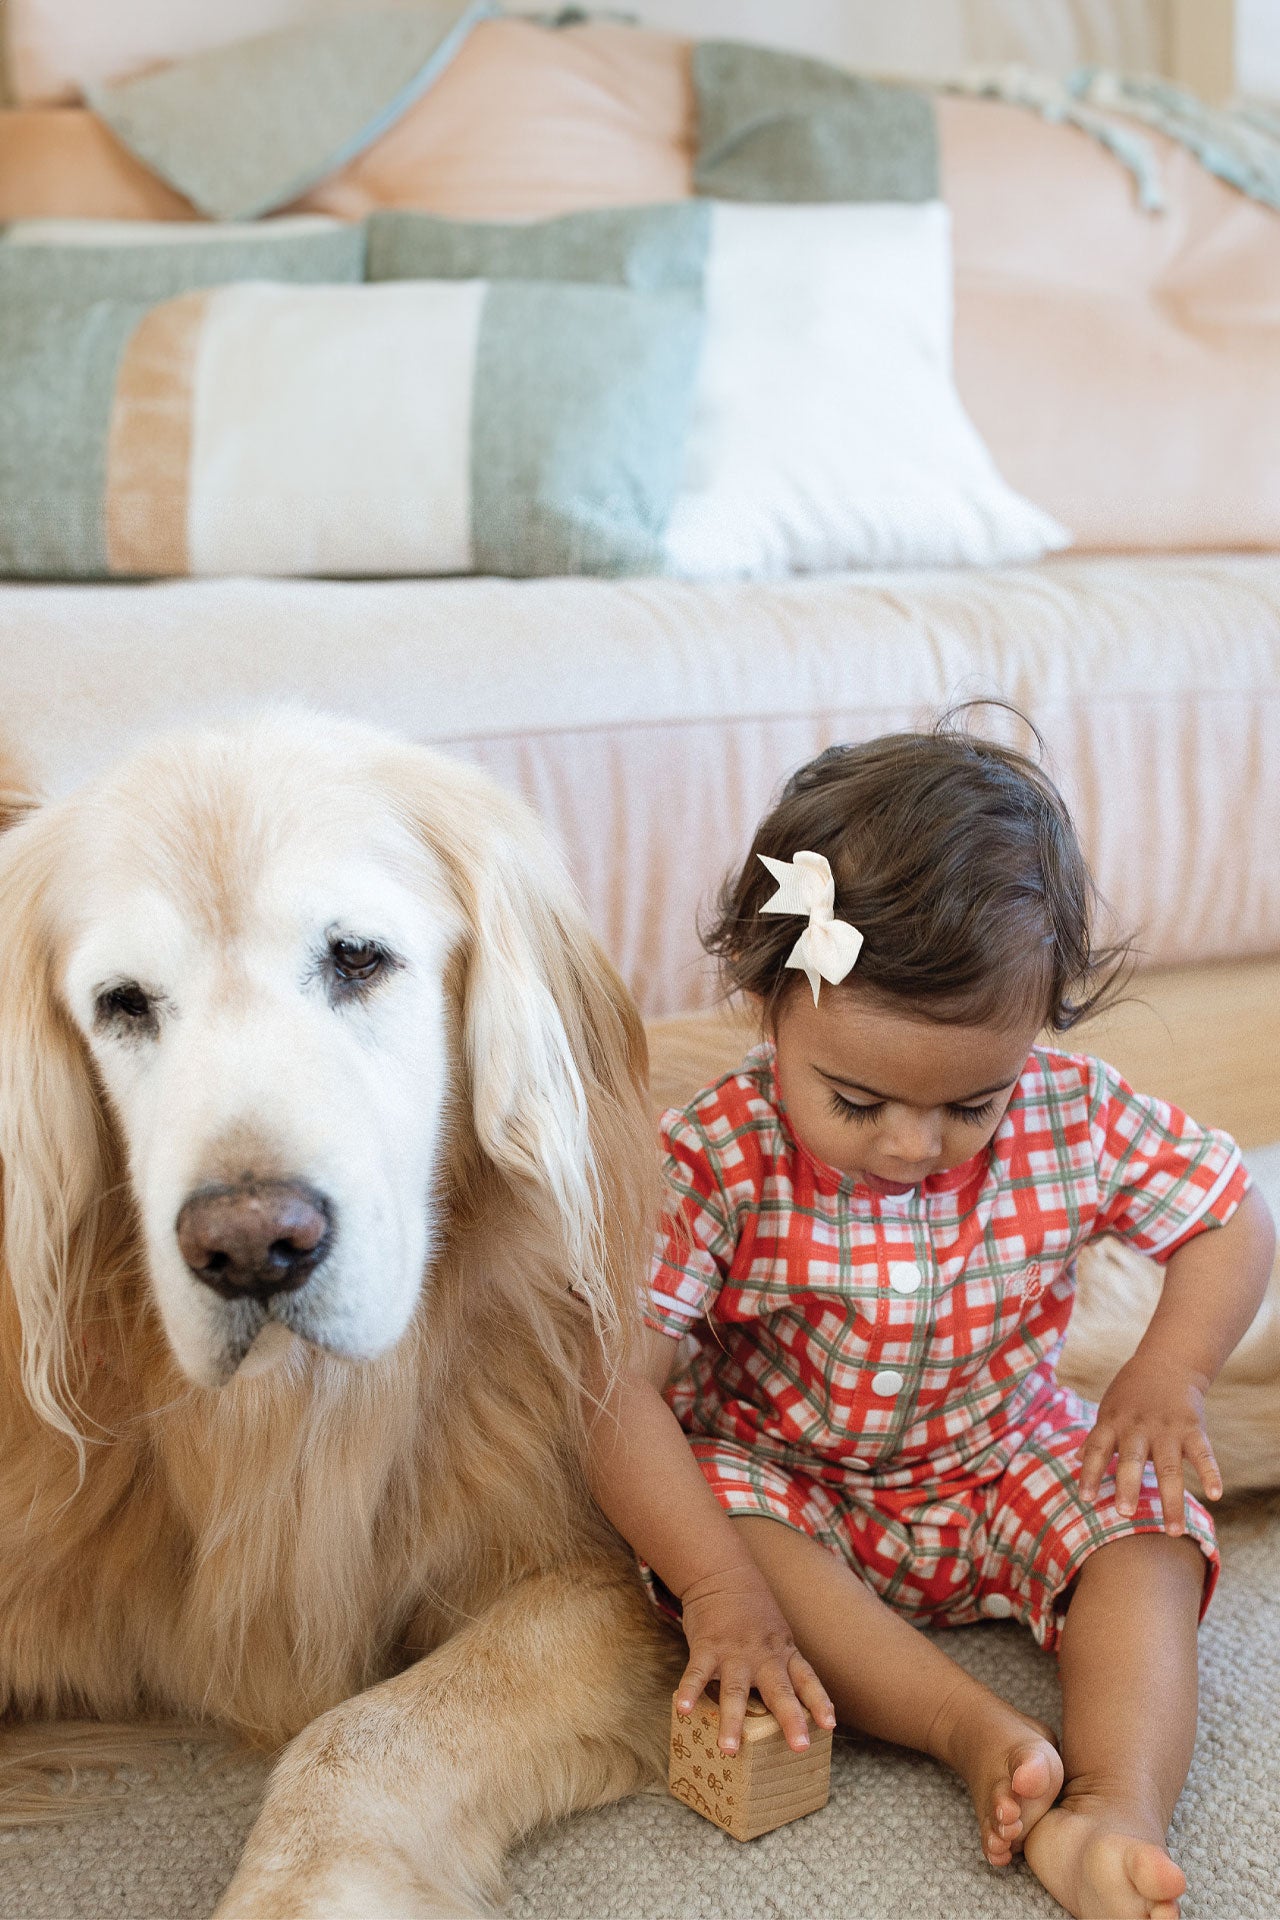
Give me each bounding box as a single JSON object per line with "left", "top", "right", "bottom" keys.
{"left": 825, "top": 1090, "right": 1000, "bottom": 1126}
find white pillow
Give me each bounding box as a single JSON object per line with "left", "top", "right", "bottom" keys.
{"left": 663, "top": 200, "right": 1071, "bottom": 577}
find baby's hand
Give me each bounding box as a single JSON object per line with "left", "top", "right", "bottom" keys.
{"left": 1078, "top": 1351, "right": 1223, "bottom": 1534}
{"left": 675, "top": 1561, "right": 836, "bottom": 1757}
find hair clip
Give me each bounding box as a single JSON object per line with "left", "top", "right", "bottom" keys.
{"left": 758, "top": 851, "right": 863, "bottom": 1005}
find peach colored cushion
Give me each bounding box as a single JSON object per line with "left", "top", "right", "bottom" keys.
{"left": 291, "top": 19, "right": 694, "bottom": 221}
{"left": 942, "top": 95, "right": 1280, "bottom": 552}
{"left": 0, "top": 108, "right": 198, "bottom": 220}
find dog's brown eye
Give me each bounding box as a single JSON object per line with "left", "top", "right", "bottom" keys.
{"left": 94, "top": 981, "right": 157, "bottom": 1031}
{"left": 320, "top": 933, "right": 401, "bottom": 1004}
{"left": 329, "top": 938, "right": 385, "bottom": 983}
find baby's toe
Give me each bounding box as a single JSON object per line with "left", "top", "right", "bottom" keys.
{"left": 1011, "top": 1746, "right": 1058, "bottom": 1802}
{"left": 1010, "top": 1738, "right": 1064, "bottom": 1829}
{"left": 1126, "top": 1838, "right": 1186, "bottom": 1908}
{"left": 983, "top": 1805, "right": 1020, "bottom": 1864}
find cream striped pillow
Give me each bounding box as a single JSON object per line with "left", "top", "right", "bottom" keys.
{"left": 0, "top": 211, "right": 704, "bottom": 578}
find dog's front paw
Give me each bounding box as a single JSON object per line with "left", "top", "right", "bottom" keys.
{"left": 214, "top": 1850, "right": 492, "bottom": 1920}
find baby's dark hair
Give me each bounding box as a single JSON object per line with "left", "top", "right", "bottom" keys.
{"left": 703, "top": 710, "right": 1131, "bottom": 1032}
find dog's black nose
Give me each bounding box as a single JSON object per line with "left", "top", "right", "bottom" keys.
{"left": 176, "top": 1181, "right": 332, "bottom": 1301}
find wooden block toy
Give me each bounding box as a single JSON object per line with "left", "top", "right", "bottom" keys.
{"left": 668, "top": 1687, "right": 832, "bottom": 1841}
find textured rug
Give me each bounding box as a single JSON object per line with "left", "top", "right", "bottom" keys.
{"left": 5, "top": 1152, "right": 1278, "bottom": 1920}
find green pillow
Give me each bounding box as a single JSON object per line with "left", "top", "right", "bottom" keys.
{"left": 89, "top": 1, "right": 491, "bottom": 222}
{"left": 366, "top": 201, "right": 711, "bottom": 290}
{"left": 693, "top": 41, "right": 939, "bottom": 202}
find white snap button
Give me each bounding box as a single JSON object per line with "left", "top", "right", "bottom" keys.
{"left": 871, "top": 1369, "right": 903, "bottom": 1397}
{"left": 847, "top": 1457, "right": 871, "bottom": 1471}
{"left": 983, "top": 1594, "right": 1015, "bottom": 1619}
{"left": 888, "top": 1262, "right": 923, "bottom": 1294}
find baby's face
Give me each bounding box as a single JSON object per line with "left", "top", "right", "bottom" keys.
{"left": 770, "top": 986, "right": 1041, "bottom": 1195}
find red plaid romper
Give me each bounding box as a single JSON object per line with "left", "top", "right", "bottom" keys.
{"left": 645, "top": 1042, "right": 1250, "bottom": 1651}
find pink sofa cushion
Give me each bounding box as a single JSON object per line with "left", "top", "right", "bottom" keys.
{"left": 942, "top": 96, "right": 1280, "bottom": 552}
{"left": 0, "top": 107, "right": 198, "bottom": 219}
{"left": 292, "top": 19, "right": 695, "bottom": 221}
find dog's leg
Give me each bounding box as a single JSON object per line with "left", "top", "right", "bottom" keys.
{"left": 211, "top": 1558, "right": 681, "bottom": 1920}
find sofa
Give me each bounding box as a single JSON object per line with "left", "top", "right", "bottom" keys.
{"left": 1, "top": 9, "right": 1277, "bottom": 1021}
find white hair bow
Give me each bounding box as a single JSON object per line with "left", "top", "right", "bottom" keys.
{"left": 758, "top": 851, "right": 864, "bottom": 1005}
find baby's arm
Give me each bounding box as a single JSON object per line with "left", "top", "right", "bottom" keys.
{"left": 582, "top": 1327, "right": 836, "bottom": 1755}
{"left": 1080, "top": 1184, "right": 1276, "bottom": 1527}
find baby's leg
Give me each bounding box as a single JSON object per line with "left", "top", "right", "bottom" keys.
{"left": 1024, "top": 1532, "right": 1204, "bottom": 1920}
{"left": 733, "top": 1515, "right": 1062, "bottom": 1866}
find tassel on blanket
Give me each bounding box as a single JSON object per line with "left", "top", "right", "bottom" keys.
{"left": 939, "top": 65, "right": 1280, "bottom": 217}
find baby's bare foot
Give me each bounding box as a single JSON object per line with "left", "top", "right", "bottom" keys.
{"left": 932, "top": 1688, "right": 1063, "bottom": 1866}
{"left": 1023, "top": 1795, "right": 1187, "bottom": 1918}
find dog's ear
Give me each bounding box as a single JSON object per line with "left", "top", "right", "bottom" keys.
{"left": 0, "top": 810, "right": 109, "bottom": 1456}
{"left": 389, "top": 750, "right": 656, "bottom": 1338}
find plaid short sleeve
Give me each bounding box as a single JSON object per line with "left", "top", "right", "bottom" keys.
{"left": 646, "top": 1110, "right": 740, "bottom": 1337}
{"left": 1088, "top": 1057, "right": 1250, "bottom": 1261}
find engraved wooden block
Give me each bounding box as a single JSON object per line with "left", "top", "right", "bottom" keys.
{"left": 668, "top": 1687, "right": 832, "bottom": 1841}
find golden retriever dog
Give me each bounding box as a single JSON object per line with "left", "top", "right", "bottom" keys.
{"left": 0, "top": 712, "right": 681, "bottom": 1916}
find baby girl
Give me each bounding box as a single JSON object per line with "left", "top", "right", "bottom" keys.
{"left": 585, "top": 721, "right": 1274, "bottom": 1920}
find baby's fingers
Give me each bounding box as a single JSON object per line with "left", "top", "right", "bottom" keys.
{"left": 756, "top": 1655, "right": 837, "bottom": 1755}
{"left": 1079, "top": 1420, "right": 1116, "bottom": 1501}
{"left": 715, "top": 1670, "right": 753, "bottom": 1754}
{"left": 1151, "top": 1444, "right": 1186, "bottom": 1536}
{"left": 1114, "top": 1435, "right": 1150, "bottom": 1517}
{"left": 753, "top": 1668, "right": 811, "bottom": 1753}
{"left": 675, "top": 1655, "right": 714, "bottom": 1718}
{"left": 753, "top": 1650, "right": 834, "bottom": 1755}
{"left": 790, "top": 1652, "right": 838, "bottom": 1738}
{"left": 1187, "top": 1429, "right": 1223, "bottom": 1502}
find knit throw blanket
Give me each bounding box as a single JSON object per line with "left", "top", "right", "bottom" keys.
{"left": 943, "top": 66, "right": 1280, "bottom": 215}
